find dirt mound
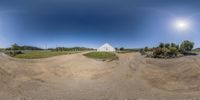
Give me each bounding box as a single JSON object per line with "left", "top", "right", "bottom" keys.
{"left": 0, "top": 52, "right": 200, "bottom": 99}
{"left": 141, "top": 56, "right": 200, "bottom": 92}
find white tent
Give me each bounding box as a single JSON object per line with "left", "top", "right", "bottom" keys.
{"left": 97, "top": 43, "right": 116, "bottom": 52}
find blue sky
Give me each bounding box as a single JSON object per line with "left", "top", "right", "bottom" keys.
{"left": 0, "top": 0, "right": 200, "bottom": 48}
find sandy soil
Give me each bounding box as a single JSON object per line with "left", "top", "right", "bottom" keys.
{"left": 0, "top": 52, "right": 200, "bottom": 100}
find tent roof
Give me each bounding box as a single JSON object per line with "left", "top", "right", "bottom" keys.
{"left": 98, "top": 43, "right": 115, "bottom": 50}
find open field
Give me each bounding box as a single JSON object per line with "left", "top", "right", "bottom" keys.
{"left": 192, "top": 50, "right": 200, "bottom": 53}
{"left": 0, "top": 52, "right": 200, "bottom": 100}
{"left": 13, "top": 51, "right": 81, "bottom": 59}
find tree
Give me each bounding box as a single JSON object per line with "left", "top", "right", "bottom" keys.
{"left": 171, "top": 43, "right": 179, "bottom": 50}
{"left": 11, "top": 43, "right": 20, "bottom": 50}
{"left": 180, "top": 40, "right": 194, "bottom": 52}
{"left": 159, "top": 43, "right": 165, "bottom": 48}
{"left": 165, "top": 43, "right": 170, "bottom": 49}
{"left": 144, "top": 46, "right": 148, "bottom": 52}
{"left": 10, "top": 43, "right": 21, "bottom": 56}
{"left": 120, "top": 47, "right": 124, "bottom": 51}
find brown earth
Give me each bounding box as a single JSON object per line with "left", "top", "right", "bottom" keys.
{"left": 0, "top": 52, "right": 200, "bottom": 100}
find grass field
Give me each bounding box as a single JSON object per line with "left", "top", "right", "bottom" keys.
{"left": 84, "top": 52, "right": 118, "bottom": 61}
{"left": 14, "top": 51, "right": 80, "bottom": 59}
{"left": 191, "top": 50, "right": 200, "bottom": 55}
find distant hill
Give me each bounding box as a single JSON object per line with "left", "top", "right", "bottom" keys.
{"left": 48, "top": 47, "right": 94, "bottom": 51}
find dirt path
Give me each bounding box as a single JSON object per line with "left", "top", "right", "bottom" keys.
{"left": 0, "top": 52, "right": 200, "bottom": 100}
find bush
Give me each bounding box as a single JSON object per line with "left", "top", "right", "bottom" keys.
{"left": 6, "top": 51, "right": 23, "bottom": 56}
{"left": 168, "top": 47, "right": 178, "bottom": 57}
{"left": 140, "top": 49, "right": 146, "bottom": 55}
{"left": 144, "top": 46, "right": 148, "bottom": 52}
{"left": 165, "top": 43, "right": 170, "bottom": 49}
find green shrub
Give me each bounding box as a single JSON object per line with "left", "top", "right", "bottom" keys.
{"left": 6, "top": 51, "right": 23, "bottom": 57}
{"left": 168, "top": 47, "right": 178, "bottom": 57}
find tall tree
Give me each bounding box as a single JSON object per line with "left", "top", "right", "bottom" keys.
{"left": 11, "top": 43, "right": 20, "bottom": 50}
{"left": 180, "top": 40, "right": 194, "bottom": 52}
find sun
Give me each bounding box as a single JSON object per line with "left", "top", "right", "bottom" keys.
{"left": 174, "top": 19, "right": 190, "bottom": 31}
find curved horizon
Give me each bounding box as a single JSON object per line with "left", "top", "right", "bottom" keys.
{"left": 0, "top": 0, "right": 200, "bottom": 48}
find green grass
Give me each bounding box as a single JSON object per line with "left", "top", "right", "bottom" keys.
{"left": 192, "top": 50, "right": 200, "bottom": 53}
{"left": 191, "top": 50, "right": 200, "bottom": 54}
{"left": 84, "top": 52, "right": 118, "bottom": 60}
{"left": 14, "top": 51, "right": 80, "bottom": 59}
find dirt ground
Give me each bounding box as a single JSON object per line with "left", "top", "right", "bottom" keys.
{"left": 0, "top": 52, "right": 200, "bottom": 100}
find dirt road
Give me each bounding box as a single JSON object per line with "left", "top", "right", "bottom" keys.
{"left": 0, "top": 52, "right": 200, "bottom": 100}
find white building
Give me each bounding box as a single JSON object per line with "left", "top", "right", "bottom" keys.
{"left": 97, "top": 43, "right": 116, "bottom": 52}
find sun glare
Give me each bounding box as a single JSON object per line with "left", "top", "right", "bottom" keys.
{"left": 174, "top": 19, "right": 190, "bottom": 31}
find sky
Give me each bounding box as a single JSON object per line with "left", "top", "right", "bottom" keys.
{"left": 0, "top": 0, "right": 200, "bottom": 48}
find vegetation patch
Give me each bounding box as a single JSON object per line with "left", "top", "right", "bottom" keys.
{"left": 140, "top": 40, "right": 196, "bottom": 59}
{"left": 84, "top": 52, "right": 118, "bottom": 61}
{"left": 13, "top": 51, "right": 79, "bottom": 59}
{"left": 115, "top": 47, "right": 141, "bottom": 53}
{"left": 192, "top": 48, "right": 200, "bottom": 53}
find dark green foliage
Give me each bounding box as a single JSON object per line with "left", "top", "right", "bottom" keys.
{"left": 171, "top": 43, "right": 179, "bottom": 50}
{"left": 117, "top": 48, "right": 142, "bottom": 53}
{"left": 11, "top": 43, "right": 20, "bottom": 50}
{"left": 180, "top": 40, "right": 194, "bottom": 53}
{"left": 7, "top": 51, "right": 23, "bottom": 57}
{"left": 164, "top": 43, "right": 170, "bottom": 49}
{"left": 144, "top": 46, "right": 148, "bottom": 52}
{"left": 159, "top": 43, "right": 165, "bottom": 48}
{"left": 120, "top": 47, "right": 124, "bottom": 51}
